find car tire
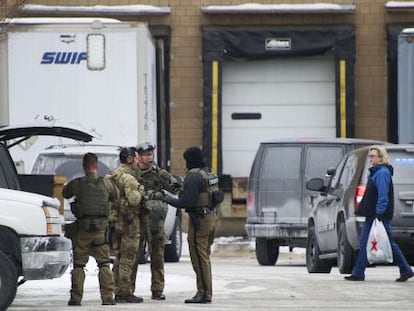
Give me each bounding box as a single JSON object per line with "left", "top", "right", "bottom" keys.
{"left": 306, "top": 225, "right": 332, "bottom": 273}
{"left": 138, "top": 240, "right": 149, "bottom": 264}
{"left": 255, "top": 238, "right": 279, "bottom": 266}
{"left": 164, "top": 216, "right": 182, "bottom": 263}
{"left": 337, "top": 223, "right": 355, "bottom": 274}
{"left": 0, "top": 250, "right": 18, "bottom": 311}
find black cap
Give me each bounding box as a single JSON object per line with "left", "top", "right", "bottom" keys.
{"left": 183, "top": 146, "right": 205, "bottom": 169}
{"left": 119, "top": 147, "right": 136, "bottom": 164}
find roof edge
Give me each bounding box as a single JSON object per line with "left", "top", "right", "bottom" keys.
{"left": 201, "top": 3, "right": 356, "bottom": 14}
{"left": 18, "top": 4, "right": 171, "bottom": 16}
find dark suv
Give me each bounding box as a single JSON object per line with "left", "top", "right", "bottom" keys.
{"left": 245, "top": 138, "right": 386, "bottom": 266}
{"left": 305, "top": 144, "right": 414, "bottom": 274}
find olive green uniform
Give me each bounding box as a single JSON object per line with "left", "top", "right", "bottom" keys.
{"left": 62, "top": 172, "right": 118, "bottom": 305}
{"left": 188, "top": 211, "right": 216, "bottom": 301}
{"left": 132, "top": 166, "right": 180, "bottom": 296}
{"left": 109, "top": 164, "right": 145, "bottom": 298}
{"left": 165, "top": 167, "right": 218, "bottom": 302}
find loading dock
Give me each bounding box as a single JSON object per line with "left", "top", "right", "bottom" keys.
{"left": 202, "top": 25, "right": 355, "bottom": 235}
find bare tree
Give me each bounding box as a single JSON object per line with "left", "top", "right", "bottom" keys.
{"left": 1, "top": 0, "right": 27, "bottom": 20}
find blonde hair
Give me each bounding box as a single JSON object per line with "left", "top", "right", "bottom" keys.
{"left": 369, "top": 145, "right": 389, "bottom": 164}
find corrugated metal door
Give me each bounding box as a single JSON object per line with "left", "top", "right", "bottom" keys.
{"left": 222, "top": 54, "right": 335, "bottom": 177}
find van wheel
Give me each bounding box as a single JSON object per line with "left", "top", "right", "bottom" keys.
{"left": 306, "top": 225, "right": 332, "bottom": 273}
{"left": 255, "top": 238, "right": 279, "bottom": 266}
{"left": 337, "top": 223, "right": 355, "bottom": 274}
{"left": 165, "top": 216, "right": 182, "bottom": 262}
{"left": 0, "top": 250, "right": 18, "bottom": 310}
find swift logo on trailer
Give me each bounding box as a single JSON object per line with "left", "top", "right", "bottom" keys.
{"left": 40, "top": 52, "right": 87, "bottom": 65}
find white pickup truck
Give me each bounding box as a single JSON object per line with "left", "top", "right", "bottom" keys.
{"left": 0, "top": 123, "right": 95, "bottom": 310}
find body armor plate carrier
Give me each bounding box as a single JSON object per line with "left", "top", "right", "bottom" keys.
{"left": 187, "top": 168, "right": 224, "bottom": 208}
{"left": 76, "top": 177, "right": 110, "bottom": 218}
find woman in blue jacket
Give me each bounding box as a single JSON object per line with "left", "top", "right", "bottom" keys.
{"left": 345, "top": 146, "right": 413, "bottom": 282}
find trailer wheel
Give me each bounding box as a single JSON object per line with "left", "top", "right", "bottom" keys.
{"left": 255, "top": 238, "right": 279, "bottom": 266}
{"left": 0, "top": 250, "right": 18, "bottom": 310}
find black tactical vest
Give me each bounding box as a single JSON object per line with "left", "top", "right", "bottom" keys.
{"left": 187, "top": 168, "right": 223, "bottom": 208}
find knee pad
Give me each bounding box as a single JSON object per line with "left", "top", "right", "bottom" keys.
{"left": 97, "top": 261, "right": 111, "bottom": 268}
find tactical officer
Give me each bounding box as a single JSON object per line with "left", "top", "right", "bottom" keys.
{"left": 109, "top": 147, "right": 145, "bottom": 303}
{"left": 165, "top": 146, "right": 218, "bottom": 304}
{"left": 63, "top": 152, "right": 117, "bottom": 306}
{"left": 131, "top": 142, "right": 181, "bottom": 301}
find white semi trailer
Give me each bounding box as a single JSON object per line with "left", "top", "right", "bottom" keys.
{"left": 0, "top": 18, "right": 159, "bottom": 171}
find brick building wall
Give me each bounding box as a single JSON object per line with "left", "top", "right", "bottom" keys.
{"left": 17, "top": 0, "right": 414, "bottom": 173}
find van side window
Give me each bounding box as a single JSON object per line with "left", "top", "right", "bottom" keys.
{"left": 305, "top": 146, "right": 344, "bottom": 179}
{"left": 261, "top": 146, "right": 301, "bottom": 180}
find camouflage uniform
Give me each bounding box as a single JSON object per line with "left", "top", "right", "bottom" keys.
{"left": 131, "top": 165, "right": 180, "bottom": 297}
{"left": 62, "top": 172, "right": 118, "bottom": 305}
{"left": 109, "top": 164, "right": 145, "bottom": 299}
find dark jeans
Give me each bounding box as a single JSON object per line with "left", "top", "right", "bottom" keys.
{"left": 352, "top": 218, "right": 413, "bottom": 278}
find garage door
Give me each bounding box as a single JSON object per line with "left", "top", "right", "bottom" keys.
{"left": 222, "top": 53, "right": 335, "bottom": 177}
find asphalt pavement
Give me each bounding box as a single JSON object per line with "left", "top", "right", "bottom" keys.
{"left": 9, "top": 238, "right": 414, "bottom": 311}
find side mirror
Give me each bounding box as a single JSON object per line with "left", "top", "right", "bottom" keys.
{"left": 306, "top": 178, "right": 326, "bottom": 192}
{"left": 326, "top": 167, "right": 336, "bottom": 176}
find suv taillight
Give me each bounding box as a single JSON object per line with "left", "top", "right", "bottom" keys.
{"left": 246, "top": 191, "right": 255, "bottom": 215}
{"left": 354, "top": 185, "right": 366, "bottom": 209}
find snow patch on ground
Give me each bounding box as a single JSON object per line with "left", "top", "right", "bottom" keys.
{"left": 211, "top": 235, "right": 306, "bottom": 256}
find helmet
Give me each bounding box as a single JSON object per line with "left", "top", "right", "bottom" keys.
{"left": 137, "top": 142, "right": 156, "bottom": 155}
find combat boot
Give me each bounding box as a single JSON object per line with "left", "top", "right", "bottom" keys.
{"left": 115, "top": 294, "right": 143, "bottom": 303}
{"left": 184, "top": 296, "right": 207, "bottom": 304}
{"left": 151, "top": 292, "right": 166, "bottom": 300}
{"left": 67, "top": 299, "right": 81, "bottom": 306}
{"left": 102, "top": 298, "right": 116, "bottom": 305}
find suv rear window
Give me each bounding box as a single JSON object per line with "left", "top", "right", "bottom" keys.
{"left": 389, "top": 150, "right": 414, "bottom": 184}
{"left": 32, "top": 153, "right": 119, "bottom": 181}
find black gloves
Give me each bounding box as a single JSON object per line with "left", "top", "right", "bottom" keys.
{"left": 145, "top": 190, "right": 165, "bottom": 201}
{"left": 170, "top": 183, "right": 181, "bottom": 194}
{"left": 375, "top": 214, "right": 383, "bottom": 221}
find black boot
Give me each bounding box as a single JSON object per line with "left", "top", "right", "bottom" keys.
{"left": 184, "top": 296, "right": 207, "bottom": 304}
